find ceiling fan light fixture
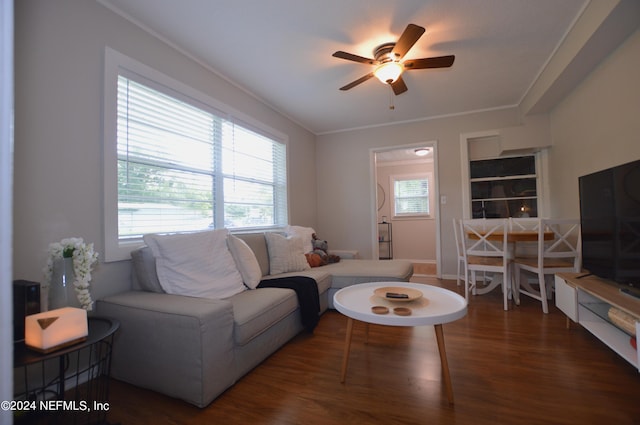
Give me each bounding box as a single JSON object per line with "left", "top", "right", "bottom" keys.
{"left": 373, "top": 62, "right": 403, "bottom": 84}
{"left": 333, "top": 24, "right": 453, "bottom": 95}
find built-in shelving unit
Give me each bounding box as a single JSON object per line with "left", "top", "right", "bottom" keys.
{"left": 469, "top": 155, "right": 538, "bottom": 218}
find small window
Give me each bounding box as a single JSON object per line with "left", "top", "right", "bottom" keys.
{"left": 391, "top": 174, "right": 431, "bottom": 217}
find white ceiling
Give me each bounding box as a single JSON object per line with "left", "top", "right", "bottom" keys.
{"left": 99, "top": 0, "right": 592, "bottom": 135}
{"left": 376, "top": 147, "right": 433, "bottom": 164}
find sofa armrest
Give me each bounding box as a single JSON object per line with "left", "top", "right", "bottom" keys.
{"left": 329, "top": 249, "right": 359, "bottom": 259}
{"left": 96, "top": 291, "right": 236, "bottom": 407}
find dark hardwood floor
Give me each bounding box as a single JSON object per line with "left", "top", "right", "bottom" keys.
{"left": 105, "top": 277, "right": 640, "bottom": 425}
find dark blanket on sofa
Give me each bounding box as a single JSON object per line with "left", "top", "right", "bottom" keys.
{"left": 258, "top": 276, "right": 320, "bottom": 332}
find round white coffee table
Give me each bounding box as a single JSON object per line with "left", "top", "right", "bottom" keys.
{"left": 333, "top": 282, "right": 467, "bottom": 404}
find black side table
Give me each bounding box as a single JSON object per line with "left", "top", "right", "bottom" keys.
{"left": 13, "top": 317, "right": 119, "bottom": 425}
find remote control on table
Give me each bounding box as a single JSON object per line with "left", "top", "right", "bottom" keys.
{"left": 386, "top": 292, "right": 409, "bottom": 299}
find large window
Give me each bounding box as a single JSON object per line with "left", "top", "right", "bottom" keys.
{"left": 104, "top": 49, "right": 288, "bottom": 261}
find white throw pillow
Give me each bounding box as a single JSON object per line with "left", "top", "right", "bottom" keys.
{"left": 143, "top": 229, "right": 245, "bottom": 299}
{"left": 265, "top": 232, "right": 311, "bottom": 275}
{"left": 227, "top": 234, "right": 262, "bottom": 289}
{"left": 285, "top": 225, "right": 315, "bottom": 253}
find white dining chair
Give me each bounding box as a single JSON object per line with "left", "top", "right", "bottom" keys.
{"left": 509, "top": 217, "right": 542, "bottom": 232}
{"left": 509, "top": 217, "right": 542, "bottom": 258}
{"left": 459, "top": 218, "right": 511, "bottom": 310}
{"left": 512, "top": 218, "right": 582, "bottom": 313}
{"left": 452, "top": 218, "right": 467, "bottom": 287}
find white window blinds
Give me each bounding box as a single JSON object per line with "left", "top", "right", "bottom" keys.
{"left": 116, "top": 75, "right": 287, "bottom": 240}
{"left": 393, "top": 177, "right": 430, "bottom": 216}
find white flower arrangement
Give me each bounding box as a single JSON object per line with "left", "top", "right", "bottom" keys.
{"left": 43, "top": 237, "right": 99, "bottom": 311}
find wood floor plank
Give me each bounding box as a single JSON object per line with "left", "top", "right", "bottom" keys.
{"left": 105, "top": 278, "right": 640, "bottom": 425}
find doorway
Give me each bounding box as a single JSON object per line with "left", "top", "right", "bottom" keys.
{"left": 372, "top": 143, "right": 440, "bottom": 277}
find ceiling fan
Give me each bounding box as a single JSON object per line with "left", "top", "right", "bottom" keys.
{"left": 332, "top": 23, "right": 455, "bottom": 95}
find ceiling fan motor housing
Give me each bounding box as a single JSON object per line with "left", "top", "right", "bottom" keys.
{"left": 374, "top": 43, "right": 398, "bottom": 63}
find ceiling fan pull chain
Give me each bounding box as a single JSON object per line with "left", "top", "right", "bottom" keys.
{"left": 389, "top": 86, "right": 395, "bottom": 110}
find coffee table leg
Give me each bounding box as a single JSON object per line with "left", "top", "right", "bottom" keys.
{"left": 434, "top": 324, "right": 454, "bottom": 405}
{"left": 340, "top": 317, "right": 354, "bottom": 383}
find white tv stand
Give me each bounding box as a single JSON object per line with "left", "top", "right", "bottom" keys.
{"left": 555, "top": 272, "right": 640, "bottom": 371}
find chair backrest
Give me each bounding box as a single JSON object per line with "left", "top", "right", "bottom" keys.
{"left": 510, "top": 217, "right": 542, "bottom": 257}
{"left": 460, "top": 218, "right": 509, "bottom": 259}
{"left": 452, "top": 218, "right": 464, "bottom": 259}
{"left": 538, "top": 218, "right": 582, "bottom": 270}
{"left": 509, "top": 217, "right": 542, "bottom": 231}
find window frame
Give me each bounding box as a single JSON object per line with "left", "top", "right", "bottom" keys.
{"left": 460, "top": 131, "right": 550, "bottom": 220}
{"left": 103, "top": 48, "right": 289, "bottom": 261}
{"left": 389, "top": 172, "right": 433, "bottom": 219}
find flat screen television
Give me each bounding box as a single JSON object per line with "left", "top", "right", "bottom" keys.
{"left": 579, "top": 159, "right": 640, "bottom": 285}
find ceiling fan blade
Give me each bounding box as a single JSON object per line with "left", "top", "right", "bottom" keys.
{"left": 391, "top": 76, "right": 408, "bottom": 95}
{"left": 339, "top": 73, "right": 375, "bottom": 91}
{"left": 403, "top": 55, "right": 455, "bottom": 70}
{"left": 391, "top": 24, "right": 425, "bottom": 59}
{"left": 332, "top": 51, "right": 377, "bottom": 65}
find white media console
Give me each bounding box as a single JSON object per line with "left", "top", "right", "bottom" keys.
{"left": 555, "top": 272, "right": 640, "bottom": 371}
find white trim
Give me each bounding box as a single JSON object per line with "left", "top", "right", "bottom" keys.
{"left": 459, "top": 130, "right": 500, "bottom": 219}
{"left": 370, "top": 141, "right": 441, "bottom": 276}
{"left": 370, "top": 149, "right": 380, "bottom": 260}
{"left": 459, "top": 130, "right": 548, "bottom": 219}
{"left": 103, "top": 48, "right": 119, "bottom": 261}
{"left": 103, "top": 47, "right": 289, "bottom": 261}
{"left": 432, "top": 141, "right": 442, "bottom": 278}
{"left": 317, "top": 105, "right": 516, "bottom": 136}
{"left": 537, "top": 148, "right": 550, "bottom": 217}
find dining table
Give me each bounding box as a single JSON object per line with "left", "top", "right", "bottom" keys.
{"left": 466, "top": 229, "right": 555, "bottom": 295}
{"left": 468, "top": 229, "right": 554, "bottom": 243}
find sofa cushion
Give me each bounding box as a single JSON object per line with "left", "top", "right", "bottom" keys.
{"left": 262, "top": 268, "right": 332, "bottom": 297}
{"left": 284, "top": 225, "right": 315, "bottom": 253}
{"left": 143, "top": 229, "right": 245, "bottom": 299}
{"left": 230, "top": 288, "right": 298, "bottom": 346}
{"left": 264, "top": 232, "right": 311, "bottom": 275}
{"left": 234, "top": 233, "right": 270, "bottom": 276}
{"left": 227, "top": 234, "right": 262, "bottom": 289}
{"left": 131, "top": 246, "right": 165, "bottom": 293}
{"left": 323, "top": 259, "right": 414, "bottom": 288}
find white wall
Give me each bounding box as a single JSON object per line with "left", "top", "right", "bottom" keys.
{"left": 1, "top": 0, "right": 13, "bottom": 422}
{"left": 549, "top": 28, "right": 640, "bottom": 218}
{"left": 316, "top": 107, "right": 537, "bottom": 275}
{"left": 13, "top": 0, "right": 317, "bottom": 300}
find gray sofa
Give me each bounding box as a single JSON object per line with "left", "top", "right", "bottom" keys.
{"left": 96, "top": 232, "right": 413, "bottom": 407}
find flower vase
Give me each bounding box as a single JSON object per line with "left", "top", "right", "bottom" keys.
{"left": 49, "top": 257, "right": 80, "bottom": 310}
